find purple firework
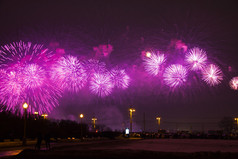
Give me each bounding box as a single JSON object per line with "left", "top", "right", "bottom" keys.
{"left": 50, "top": 55, "right": 87, "bottom": 92}
{"left": 202, "top": 64, "right": 223, "bottom": 86}
{"left": 143, "top": 52, "right": 166, "bottom": 76}
{"left": 0, "top": 41, "right": 52, "bottom": 69}
{"left": 163, "top": 64, "right": 188, "bottom": 88}
{"left": 110, "top": 68, "right": 130, "bottom": 89}
{"left": 89, "top": 73, "right": 114, "bottom": 97}
{"left": 22, "top": 64, "right": 45, "bottom": 89}
{"left": 0, "top": 41, "right": 61, "bottom": 114}
{"left": 83, "top": 59, "right": 107, "bottom": 78}
{"left": 185, "top": 47, "right": 207, "bottom": 71}
{"left": 0, "top": 71, "right": 24, "bottom": 111}
{"left": 230, "top": 77, "right": 238, "bottom": 90}
{"left": 22, "top": 63, "right": 61, "bottom": 114}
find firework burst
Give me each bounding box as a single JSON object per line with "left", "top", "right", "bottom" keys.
{"left": 202, "top": 64, "right": 223, "bottom": 86}
{"left": 22, "top": 64, "right": 45, "bottom": 89}
{"left": 110, "top": 68, "right": 130, "bottom": 89}
{"left": 185, "top": 47, "right": 207, "bottom": 71}
{"left": 89, "top": 73, "right": 114, "bottom": 97}
{"left": 229, "top": 76, "right": 238, "bottom": 90}
{"left": 0, "top": 41, "right": 52, "bottom": 69}
{"left": 0, "top": 41, "right": 61, "bottom": 114}
{"left": 0, "top": 71, "right": 24, "bottom": 111}
{"left": 163, "top": 64, "right": 188, "bottom": 88}
{"left": 143, "top": 52, "right": 166, "bottom": 76}
{"left": 50, "top": 55, "right": 87, "bottom": 92}
{"left": 83, "top": 59, "right": 107, "bottom": 77}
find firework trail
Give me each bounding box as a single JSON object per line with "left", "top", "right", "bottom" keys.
{"left": 50, "top": 55, "right": 87, "bottom": 92}
{"left": 202, "top": 64, "right": 223, "bottom": 86}
{"left": 185, "top": 47, "right": 207, "bottom": 71}
{"left": 110, "top": 68, "right": 130, "bottom": 89}
{"left": 143, "top": 52, "right": 166, "bottom": 76}
{"left": 163, "top": 64, "right": 188, "bottom": 88}
{"left": 229, "top": 77, "right": 238, "bottom": 90}
{"left": 89, "top": 73, "right": 114, "bottom": 97}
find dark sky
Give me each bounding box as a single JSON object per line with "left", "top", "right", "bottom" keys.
{"left": 0, "top": 0, "right": 238, "bottom": 132}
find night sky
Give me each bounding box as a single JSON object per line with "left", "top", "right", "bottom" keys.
{"left": 0, "top": 0, "right": 238, "bottom": 132}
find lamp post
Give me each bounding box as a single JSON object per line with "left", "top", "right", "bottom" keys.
{"left": 22, "top": 102, "right": 28, "bottom": 146}
{"left": 92, "top": 117, "right": 97, "bottom": 130}
{"left": 34, "top": 112, "right": 39, "bottom": 120}
{"left": 41, "top": 113, "right": 48, "bottom": 119}
{"left": 156, "top": 117, "right": 161, "bottom": 131}
{"left": 79, "top": 114, "right": 84, "bottom": 139}
{"left": 235, "top": 118, "right": 238, "bottom": 129}
{"left": 129, "top": 108, "right": 135, "bottom": 133}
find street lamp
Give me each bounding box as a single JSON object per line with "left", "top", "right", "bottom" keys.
{"left": 79, "top": 114, "right": 84, "bottom": 139}
{"left": 156, "top": 117, "right": 161, "bottom": 131}
{"left": 92, "top": 117, "right": 97, "bottom": 129}
{"left": 129, "top": 108, "right": 135, "bottom": 133}
{"left": 41, "top": 113, "right": 48, "bottom": 119}
{"left": 235, "top": 118, "right": 238, "bottom": 128}
{"left": 34, "top": 112, "right": 39, "bottom": 120}
{"left": 22, "top": 102, "right": 28, "bottom": 146}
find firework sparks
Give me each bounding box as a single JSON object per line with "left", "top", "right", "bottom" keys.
{"left": 0, "top": 71, "right": 24, "bottom": 110}
{"left": 229, "top": 77, "right": 238, "bottom": 90}
{"left": 163, "top": 64, "right": 188, "bottom": 88}
{"left": 89, "top": 73, "right": 114, "bottom": 97}
{"left": 83, "top": 59, "right": 107, "bottom": 76}
{"left": 202, "top": 64, "right": 223, "bottom": 86}
{"left": 185, "top": 47, "right": 207, "bottom": 71}
{"left": 143, "top": 52, "right": 166, "bottom": 76}
{"left": 22, "top": 64, "right": 45, "bottom": 89}
{"left": 0, "top": 41, "right": 61, "bottom": 114}
{"left": 110, "top": 68, "right": 130, "bottom": 89}
{"left": 50, "top": 55, "right": 87, "bottom": 92}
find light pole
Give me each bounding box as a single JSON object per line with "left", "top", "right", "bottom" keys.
{"left": 235, "top": 118, "right": 238, "bottom": 129}
{"left": 92, "top": 117, "right": 97, "bottom": 130}
{"left": 34, "top": 112, "right": 39, "bottom": 120}
{"left": 129, "top": 108, "right": 135, "bottom": 133}
{"left": 22, "top": 102, "right": 28, "bottom": 146}
{"left": 79, "top": 114, "right": 84, "bottom": 139}
{"left": 156, "top": 117, "right": 161, "bottom": 131}
{"left": 41, "top": 113, "right": 48, "bottom": 119}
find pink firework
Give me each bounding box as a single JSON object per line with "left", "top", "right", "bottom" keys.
{"left": 0, "top": 41, "right": 61, "bottom": 114}
{"left": 51, "top": 55, "right": 87, "bottom": 92}
{"left": 143, "top": 52, "right": 166, "bottom": 76}
{"left": 185, "top": 47, "right": 207, "bottom": 71}
{"left": 83, "top": 59, "right": 107, "bottom": 76}
{"left": 22, "top": 64, "right": 45, "bottom": 89}
{"left": 110, "top": 68, "right": 130, "bottom": 89}
{"left": 0, "top": 71, "right": 24, "bottom": 110}
{"left": 163, "top": 64, "right": 188, "bottom": 88}
{"left": 229, "top": 77, "right": 238, "bottom": 90}
{"left": 0, "top": 41, "right": 53, "bottom": 69}
{"left": 202, "top": 64, "right": 223, "bottom": 86}
{"left": 89, "top": 73, "right": 114, "bottom": 97}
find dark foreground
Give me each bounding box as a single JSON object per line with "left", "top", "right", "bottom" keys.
{"left": 2, "top": 139, "right": 238, "bottom": 159}
{"left": 15, "top": 149, "right": 238, "bottom": 159}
